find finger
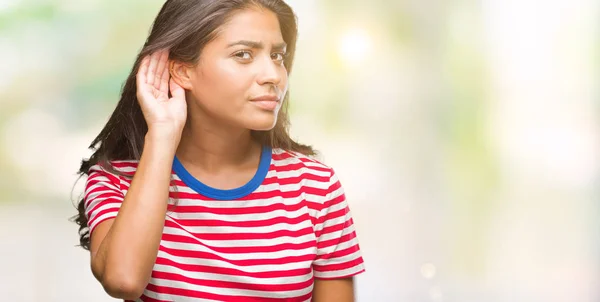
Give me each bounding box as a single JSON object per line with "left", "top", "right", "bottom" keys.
{"left": 159, "top": 59, "right": 170, "bottom": 94}
{"left": 154, "top": 50, "right": 168, "bottom": 89}
{"left": 136, "top": 55, "right": 150, "bottom": 88}
{"left": 147, "top": 51, "right": 160, "bottom": 86}
{"left": 169, "top": 78, "right": 185, "bottom": 100}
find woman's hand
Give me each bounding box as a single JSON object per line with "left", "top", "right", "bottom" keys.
{"left": 136, "top": 50, "right": 187, "bottom": 140}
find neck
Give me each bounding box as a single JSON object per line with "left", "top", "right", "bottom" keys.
{"left": 176, "top": 112, "right": 261, "bottom": 173}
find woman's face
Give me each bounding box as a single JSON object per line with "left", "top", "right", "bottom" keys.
{"left": 183, "top": 8, "right": 289, "bottom": 131}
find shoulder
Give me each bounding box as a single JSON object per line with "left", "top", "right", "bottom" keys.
{"left": 270, "top": 148, "right": 342, "bottom": 199}
{"left": 87, "top": 160, "right": 140, "bottom": 179}
{"left": 271, "top": 148, "right": 334, "bottom": 177}
{"left": 271, "top": 150, "right": 348, "bottom": 215}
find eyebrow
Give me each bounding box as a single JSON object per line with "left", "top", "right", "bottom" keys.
{"left": 227, "top": 40, "right": 287, "bottom": 51}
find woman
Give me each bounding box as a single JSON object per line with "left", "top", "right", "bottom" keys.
{"left": 73, "top": 0, "right": 365, "bottom": 301}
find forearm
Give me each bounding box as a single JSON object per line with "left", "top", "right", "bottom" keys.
{"left": 94, "top": 132, "right": 179, "bottom": 298}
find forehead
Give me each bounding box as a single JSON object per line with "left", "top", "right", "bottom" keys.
{"left": 214, "top": 8, "right": 284, "bottom": 44}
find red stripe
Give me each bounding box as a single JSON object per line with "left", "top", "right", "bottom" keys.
{"left": 313, "top": 268, "right": 365, "bottom": 280}
{"left": 315, "top": 205, "right": 348, "bottom": 226}
{"left": 260, "top": 172, "right": 330, "bottom": 185}
{"left": 169, "top": 172, "right": 329, "bottom": 187}
{"left": 145, "top": 283, "right": 313, "bottom": 302}
{"left": 84, "top": 178, "right": 114, "bottom": 195}
{"left": 323, "top": 193, "right": 346, "bottom": 209}
{"left": 166, "top": 213, "right": 312, "bottom": 228}
{"left": 164, "top": 220, "right": 314, "bottom": 241}
{"left": 89, "top": 168, "right": 121, "bottom": 185}
{"left": 87, "top": 196, "right": 120, "bottom": 218}
{"left": 88, "top": 207, "right": 119, "bottom": 228}
{"left": 154, "top": 257, "right": 312, "bottom": 279}
{"left": 166, "top": 199, "right": 322, "bottom": 215}
{"left": 88, "top": 215, "right": 116, "bottom": 235}
{"left": 85, "top": 191, "right": 122, "bottom": 209}
{"left": 170, "top": 185, "right": 330, "bottom": 202}
{"left": 161, "top": 233, "right": 316, "bottom": 254}
{"left": 315, "top": 220, "right": 347, "bottom": 239}
{"left": 151, "top": 270, "right": 313, "bottom": 292}
{"left": 86, "top": 173, "right": 107, "bottom": 183}
{"left": 313, "top": 256, "right": 364, "bottom": 272}
{"left": 272, "top": 151, "right": 319, "bottom": 162}
{"left": 158, "top": 244, "right": 315, "bottom": 267}
{"left": 137, "top": 294, "right": 169, "bottom": 302}
{"left": 327, "top": 179, "right": 341, "bottom": 192}
{"left": 111, "top": 161, "right": 139, "bottom": 168}
{"left": 318, "top": 244, "right": 361, "bottom": 261}
{"left": 84, "top": 186, "right": 121, "bottom": 204}
{"left": 270, "top": 162, "right": 330, "bottom": 173}
{"left": 271, "top": 151, "right": 294, "bottom": 160}
{"left": 317, "top": 231, "right": 357, "bottom": 250}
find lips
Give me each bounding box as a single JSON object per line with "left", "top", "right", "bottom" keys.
{"left": 250, "top": 95, "right": 280, "bottom": 103}
{"left": 250, "top": 95, "right": 280, "bottom": 111}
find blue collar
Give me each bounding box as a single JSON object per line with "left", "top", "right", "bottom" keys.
{"left": 172, "top": 146, "right": 272, "bottom": 200}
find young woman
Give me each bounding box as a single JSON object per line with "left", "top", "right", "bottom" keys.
{"left": 72, "top": 0, "right": 365, "bottom": 301}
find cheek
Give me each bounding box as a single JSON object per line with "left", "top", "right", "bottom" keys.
{"left": 194, "top": 61, "right": 251, "bottom": 102}
{"left": 279, "top": 71, "right": 289, "bottom": 95}
{"left": 213, "top": 63, "right": 242, "bottom": 86}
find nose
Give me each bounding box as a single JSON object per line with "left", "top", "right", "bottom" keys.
{"left": 256, "top": 55, "right": 282, "bottom": 88}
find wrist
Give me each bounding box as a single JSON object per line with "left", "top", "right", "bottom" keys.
{"left": 145, "top": 128, "right": 181, "bottom": 151}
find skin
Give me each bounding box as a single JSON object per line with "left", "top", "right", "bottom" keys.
{"left": 89, "top": 8, "right": 355, "bottom": 301}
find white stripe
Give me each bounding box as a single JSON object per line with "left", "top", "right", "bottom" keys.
{"left": 162, "top": 225, "right": 317, "bottom": 248}
{"left": 166, "top": 198, "right": 321, "bottom": 223}
{"left": 318, "top": 224, "right": 356, "bottom": 243}
{"left": 152, "top": 263, "right": 312, "bottom": 284}
{"left": 302, "top": 193, "right": 334, "bottom": 205}
{"left": 85, "top": 180, "right": 121, "bottom": 195}
{"left": 111, "top": 166, "right": 137, "bottom": 173}
{"left": 166, "top": 196, "right": 305, "bottom": 208}
{"left": 85, "top": 193, "right": 122, "bottom": 207}
{"left": 87, "top": 203, "right": 120, "bottom": 222}
{"left": 159, "top": 237, "right": 317, "bottom": 260}
{"left": 112, "top": 168, "right": 331, "bottom": 195}
{"left": 270, "top": 157, "right": 328, "bottom": 169}
{"left": 320, "top": 235, "right": 359, "bottom": 253}
{"left": 164, "top": 216, "right": 313, "bottom": 234}
{"left": 267, "top": 168, "right": 330, "bottom": 179}
{"left": 257, "top": 178, "right": 329, "bottom": 192}
{"left": 149, "top": 276, "right": 313, "bottom": 299}
{"left": 156, "top": 250, "right": 313, "bottom": 273}
{"left": 166, "top": 178, "right": 329, "bottom": 196}
{"left": 314, "top": 249, "right": 363, "bottom": 267}
{"left": 166, "top": 206, "right": 310, "bottom": 222}
{"left": 142, "top": 288, "right": 220, "bottom": 302}
{"left": 89, "top": 212, "right": 118, "bottom": 231}
{"left": 313, "top": 263, "right": 365, "bottom": 279}
{"left": 314, "top": 202, "right": 349, "bottom": 229}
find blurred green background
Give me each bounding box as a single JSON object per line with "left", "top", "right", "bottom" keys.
{"left": 0, "top": 0, "right": 599, "bottom": 301}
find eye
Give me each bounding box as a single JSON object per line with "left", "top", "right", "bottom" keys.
{"left": 271, "top": 52, "right": 285, "bottom": 63}
{"left": 234, "top": 51, "right": 252, "bottom": 60}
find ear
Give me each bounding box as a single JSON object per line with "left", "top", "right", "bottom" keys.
{"left": 169, "top": 60, "right": 194, "bottom": 90}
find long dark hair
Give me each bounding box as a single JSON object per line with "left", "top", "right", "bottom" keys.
{"left": 72, "top": 0, "right": 314, "bottom": 251}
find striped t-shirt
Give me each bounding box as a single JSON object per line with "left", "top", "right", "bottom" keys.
{"left": 84, "top": 146, "right": 365, "bottom": 301}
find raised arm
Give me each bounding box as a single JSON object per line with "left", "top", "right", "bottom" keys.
{"left": 87, "top": 50, "right": 187, "bottom": 300}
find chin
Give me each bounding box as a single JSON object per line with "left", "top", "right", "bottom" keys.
{"left": 249, "top": 120, "right": 277, "bottom": 131}
{"left": 246, "top": 115, "right": 278, "bottom": 131}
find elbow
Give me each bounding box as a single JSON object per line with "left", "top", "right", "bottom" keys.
{"left": 91, "top": 254, "right": 149, "bottom": 300}
{"left": 100, "top": 271, "right": 147, "bottom": 300}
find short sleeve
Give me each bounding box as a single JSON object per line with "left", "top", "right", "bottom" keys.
{"left": 312, "top": 168, "right": 365, "bottom": 279}
{"left": 84, "top": 163, "right": 125, "bottom": 236}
